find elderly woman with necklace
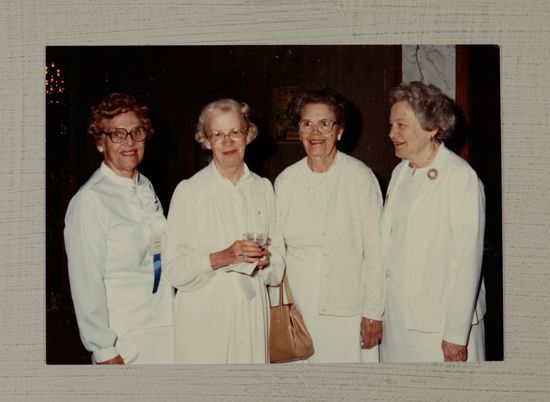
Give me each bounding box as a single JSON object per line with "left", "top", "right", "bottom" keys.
{"left": 274, "top": 87, "right": 384, "bottom": 363}
{"left": 380, "top": 81, "right": 486, "bottom": 362}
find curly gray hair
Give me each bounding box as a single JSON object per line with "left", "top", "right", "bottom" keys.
{"left": 194, "top": 98, "right": 258, "bottom": 149}
{"left": 389, "top": 81, "right": 456, "bottom": 142}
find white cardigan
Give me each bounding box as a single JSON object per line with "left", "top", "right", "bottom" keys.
{"left": 275, "top": 152, "right": 384, "bottom": 319}
{"left": 380, "top": 144, "right": 486, "bottom": 345}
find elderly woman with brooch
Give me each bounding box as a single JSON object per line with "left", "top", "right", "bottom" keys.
{"left": 64, "top": 93, "right": 175, "bottom": 364}
{"left": 274, "top": 87, "right": 384, "bottom": 363}
{"left": 380, "top": 81, "right": 486, "bottom": 362}
{"left": 164, "top": 98, "right": 285, "bottom": 364}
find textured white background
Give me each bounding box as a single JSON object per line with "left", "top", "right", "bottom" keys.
{"left": 1, "top": 0, "right": 549, "bottom": 401}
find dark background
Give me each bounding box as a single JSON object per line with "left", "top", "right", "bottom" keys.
{"left": 46, "top": 45, "right": 502, "bottom": 363}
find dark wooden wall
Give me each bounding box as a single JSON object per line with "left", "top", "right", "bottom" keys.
{"left": 456, "top": 45, "right": 503, "bottom": 361}
{"left": 48, "top": 46, "right": 402, "bottom": 207}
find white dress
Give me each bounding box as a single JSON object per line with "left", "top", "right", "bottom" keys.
{"left": 380, "top": 151, "right": 486, "bottom": 362}
{"left": 275, "top": 152, "right": 383, "bottom": 363}
{"left": 164, "top": 162, "right": 285, "bottom": 364}
{"left": 64, "top": 163, "right": 175, "bottom": 364}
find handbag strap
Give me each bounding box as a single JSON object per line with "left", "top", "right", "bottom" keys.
{"left": 279, "top": 271, "right": 294, "bottom": 306}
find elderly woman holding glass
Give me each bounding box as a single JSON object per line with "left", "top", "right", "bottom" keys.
{"left": 164, "top": 98, "right": 285, "bottom": 364}
{"left": 274, "top": 87, "right": 384, "bottom": 363}
{"left": 64, "top": 93, "right": 175, "bottom": 364}
{"left": 380, "top": 81, "right": 486, "bottom": 362}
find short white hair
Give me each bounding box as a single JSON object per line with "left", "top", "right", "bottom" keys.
{"left": 194, "top": 98, "right": 258, "bottom": 149}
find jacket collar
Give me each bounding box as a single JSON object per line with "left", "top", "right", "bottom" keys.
{"left": 381, "top": 143, "right": 452, "bottom": 243}
{"left": 396, "top": 142, "right": 451, "bottom": 180}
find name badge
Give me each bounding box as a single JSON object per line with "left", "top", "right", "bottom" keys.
{"left": 149, "top": 233, "right": 163, "bottom": 255}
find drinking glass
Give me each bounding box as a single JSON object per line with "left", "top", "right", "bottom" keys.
{"left": 242, "top": 232, "right": 267, "bottom": 247}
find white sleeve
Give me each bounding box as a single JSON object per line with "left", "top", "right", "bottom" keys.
{"left": 443, "top": 167, "right": 486, "bottom": 345}
{"left": 163, "top": 180, "right": 215, "bottom": 290}
{"left": 359, "top": 167, "right": 384, "bottom": 320}
{"left": 256, "top": 179, "right": 285, "bottom": 286}
{"left": 64, "top": 190, "right": 119, "bottom": 363}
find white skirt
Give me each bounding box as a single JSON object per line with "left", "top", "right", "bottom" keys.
{"left": 174, "top": 271, "right": 269, "bottom": 364}
{"left": 381, "top": 278, "right": 485, "bottom": 362}
{"left": 286, "top": 256, "right": 379, "bottom": 363}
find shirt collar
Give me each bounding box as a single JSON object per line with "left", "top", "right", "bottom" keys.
{"left": 208, "top": 161, "right": 252, "bottom": 184}
{"left": 100, "top": 162, "right": 141, "bottom": 187}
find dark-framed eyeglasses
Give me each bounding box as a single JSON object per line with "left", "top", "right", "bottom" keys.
{"left": 298, "top": 119, "right": 339, "bottom": 134}
{"left": 102, "top": 127, "right": 147, "bottom": 143}
{"left": 207, "top": 128, "right": 246, "bottom": 144}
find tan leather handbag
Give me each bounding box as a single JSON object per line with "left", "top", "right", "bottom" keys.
{"left": 269, "top": 273, "right": 314, "bottom": 363}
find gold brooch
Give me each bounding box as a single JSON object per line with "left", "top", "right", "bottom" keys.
{"left": 427, "top": 168, "right": 438, "bottom": 180}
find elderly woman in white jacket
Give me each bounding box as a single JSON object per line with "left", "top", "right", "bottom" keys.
{"left": 64, "top": 93, "right": 175, "bottom": 364}
{"left": 275, "top": 87, "right": 384, "bottom": 363}
{"left": 381, "top": 81, "right": 486, "bottom": 362}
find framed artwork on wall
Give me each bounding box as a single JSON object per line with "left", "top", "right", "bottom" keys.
{"left": 273, "top": 85, "right": 300, "bottom": 142}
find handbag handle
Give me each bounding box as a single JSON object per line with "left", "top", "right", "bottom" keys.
{"left": 279, "top": 271, "right": 294, "bottom": 306}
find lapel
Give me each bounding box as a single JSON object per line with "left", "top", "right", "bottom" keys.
{"left": 406, "top": 144, "right": 452, "bottom": 264}
{"left": 381, "top": 144, "right": 453, "bottom": 264}
{"left": 380, "top": 159, "right": 409, "bottom": 251}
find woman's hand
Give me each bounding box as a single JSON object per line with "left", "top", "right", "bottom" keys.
{"left": 256, "top": 249, "right": 271, "bottom": 269}
{"left": 442, "top": 340, "right": 467, "bottom": 362}
{"left": 209, "top": 240, "right": 266, "bottom": 270}
{"left": 360, "top": 317, "right": 383, "bottom": 349}
{"left": 97, "top": 354, "right": 124, "bottom": 365}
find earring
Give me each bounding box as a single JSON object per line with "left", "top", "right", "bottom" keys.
{"left": 98, "top": 147, "right": 104, "bottom": 152}
{"left": 337, "top": 135, "right": 342, "bottom": 141}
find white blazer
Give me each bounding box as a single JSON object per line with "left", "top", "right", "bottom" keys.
{"left": 380, "top": 144, "right": 486, "bottom": 346}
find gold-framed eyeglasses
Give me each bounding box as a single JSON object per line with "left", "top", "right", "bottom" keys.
{"left": 299, "top": 119, "right": 339, "bottom": 134}
{"left": 102, "top": 127, "right": 147, "bottom": 143}
{"left": 207, "top": 128, "right": 246, "bottom": 144}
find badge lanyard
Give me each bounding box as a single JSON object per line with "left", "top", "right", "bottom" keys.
{"left": 149, "top": 233, "right": 163, "bottom": 294}
{"left": 136, "top": 181, "right": 165, "bottom": 294}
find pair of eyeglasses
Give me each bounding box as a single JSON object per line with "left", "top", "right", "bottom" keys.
{"left": 207, "top": 128, "right": 246, "bottom": 144}
{"left": 299, "top": 119, "right": 339, "bottom": 134}
{"left": 102, "top": 127, "right": 147, "bottom": 143}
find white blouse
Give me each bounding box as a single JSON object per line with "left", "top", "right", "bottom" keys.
{"left": 64, "top": 163, "right": 174, "bottom": 363}
{"left": 275, "top": 152, "right": 384, "bottom": 318}
{"left": 164, "top": 162, "right": 285, "bottom": 290}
